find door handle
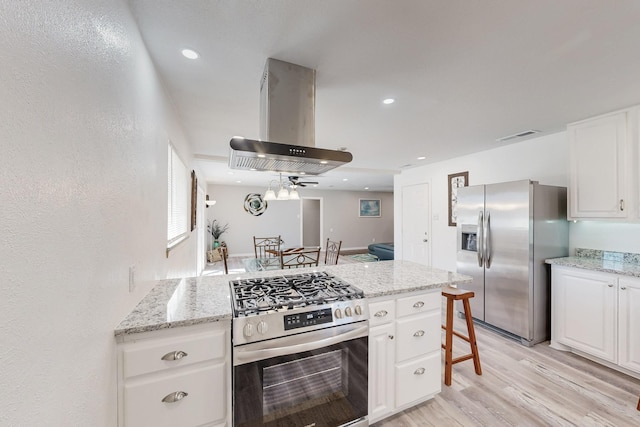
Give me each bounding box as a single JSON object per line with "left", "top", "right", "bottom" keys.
{"left": 485, "top": 211, "right": 492, "bottom": 268}
{"left": 477, "top": 211, "right": 484, "bottom": 267}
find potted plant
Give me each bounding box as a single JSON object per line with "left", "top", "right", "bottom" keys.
{"left": 208, "top": 219, "right": 229, "bottom": 249}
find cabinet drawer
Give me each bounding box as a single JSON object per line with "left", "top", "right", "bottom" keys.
{"left": 395, "top": 352, "right": 440, "bottom": 408}
{"left": 123, "top": 329, "right": 227, "bottom": 378}
{"left": 396, "top": 292, "right": 439, "bottom": 317}
{"left": 396, "top": 311, "right": 440, "bottom": 362}
{"left": 369, "top": 300, "right": 395, "bottom": 326}
{"left": 124, "top": 363, "right": 227, "bottom": 427}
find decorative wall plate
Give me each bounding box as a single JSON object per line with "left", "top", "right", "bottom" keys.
{"left": 244, "top": 193, "right": 267, "bottom": 216}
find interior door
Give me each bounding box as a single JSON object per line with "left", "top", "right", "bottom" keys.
{"left": 401, "top": 183, "right": 430, "bottom": 265}
{"left": 301, "top": 198, "right": 322, "bottom": 247}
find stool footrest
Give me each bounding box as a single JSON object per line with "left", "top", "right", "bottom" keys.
{"left": 451, "top": 354, "right": 475, "bottom": 365}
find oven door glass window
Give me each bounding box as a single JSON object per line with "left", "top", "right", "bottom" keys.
{"left": 234, "top": 336, "right": 368, "bottom": 427}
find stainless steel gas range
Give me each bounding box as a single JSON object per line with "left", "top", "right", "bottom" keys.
{"left": 230, "top": 271, "right": 369, "bottom": 427}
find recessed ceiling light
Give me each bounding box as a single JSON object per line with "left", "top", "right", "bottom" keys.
{"left": 257, "top": 154, "right": 265, "bottom": 158}
{"left": 320, "top": 161, "right": 328, "bottom": 164}
{"left": 383, "top": 98, "right": 395, "bottom": 105}
{"left": 236, "top": 180, "right": 242, "bottom": 184}
{"left": 417, "top": 156, "right": 426, "bottom": 160}
{"left": 181, "top": 48, "right": 199, "bottom": 59}
{"left": 343, "top": 178, "right": 348, "bottom": 182}
{"left": 364, "top": 187, "right": 369, "bottom": 190}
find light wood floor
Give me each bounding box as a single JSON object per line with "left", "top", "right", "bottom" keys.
{"left": 373, "top": 312, "right": 640, "bottom": 427}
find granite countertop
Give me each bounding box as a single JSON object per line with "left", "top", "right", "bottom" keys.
{"left": 114, "top": 260, "right": 471, "bottom": 337}
{"left": 546, "top": 248, "right": 640, "bottom": 278}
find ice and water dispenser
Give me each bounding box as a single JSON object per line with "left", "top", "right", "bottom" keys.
{"left": 460, "top": 225, "right": 478, "bottom": 252}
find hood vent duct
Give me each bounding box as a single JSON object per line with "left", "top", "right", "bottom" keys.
{"left": 228, "top": 58, "right": 352, "bottom": 175}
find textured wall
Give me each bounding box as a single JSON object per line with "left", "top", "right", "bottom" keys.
{"left": 207, "top": 184, "right": 394, "bottom": 255}
{"left": 0, "top": 0, "right": 197, "bottom": 424}
{"left": 395, "top": 132, "right": 569, "bottom": 270}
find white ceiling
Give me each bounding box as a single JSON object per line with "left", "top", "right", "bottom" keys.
{"left": 128, "top": 0, "right": 640, "bottom": 192}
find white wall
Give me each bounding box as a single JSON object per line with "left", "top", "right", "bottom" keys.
{"left": 395, "top": 131, "right": 640, "bottom": 270}
{"left": 395, "top": 132, "right": 569, "bottom": 271}
{"left": 207, "top": 184, "right": 394, "bottom": 255}
{"left": 0, "top": 1, "right": 199, "bottom": 425}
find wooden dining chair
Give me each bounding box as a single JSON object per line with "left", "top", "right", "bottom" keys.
{"left": 220, "top": 246, "right": 229, "bottom": 274}
{"left": 253, "top": 236, "right": 282, "bottom": 269}
{"left": 324, "top": 238, "right": 342, "bottom": 265}
{"left": 280, "top": 247, "right": 321, "bottom": 269}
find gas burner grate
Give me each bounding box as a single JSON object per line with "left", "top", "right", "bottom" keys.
{"left": 230, "top": 271, "right": 363, "bottom": 317}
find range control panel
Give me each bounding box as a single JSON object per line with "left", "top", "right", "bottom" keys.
{"left": 284, "top": 308, "right": 333, "bottom": 330}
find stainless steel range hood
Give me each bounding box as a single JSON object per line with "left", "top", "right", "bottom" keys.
{"left": 228, "top": 58, "right": 352, "bottom": 175}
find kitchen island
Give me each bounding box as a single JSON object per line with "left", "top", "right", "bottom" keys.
{"left": 114, "top": 260, "right": 471, "bottom": 427}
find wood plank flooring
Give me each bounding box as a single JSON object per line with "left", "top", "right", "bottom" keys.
{"left": 373, "top": 310, "right": 640, "bottom": 427}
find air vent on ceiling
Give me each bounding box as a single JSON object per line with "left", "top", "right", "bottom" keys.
{"left": 496, "top": 129, "right": 540, "bottom": 142}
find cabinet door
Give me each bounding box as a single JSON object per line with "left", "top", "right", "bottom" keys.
{"left": 619, "top": 276, "right": 640, "bottom": 373}
{"left": 553, "top": 268, "right": 617, "bottom": 362}
{"left": 394, "top": 352, "right": 440, "bottom": 409}
{"left": 368, "top": 323, "right": 395, "bottom": 423}
{"left": 124, "top": 363, "right": 227, "bottom": 427}
{"left": 568, "top": 111, "right": 628, "bottom": 219}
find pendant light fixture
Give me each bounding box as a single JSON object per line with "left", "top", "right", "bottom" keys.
{"left": 263, "top": 173, "right": 300, "bottom": 201}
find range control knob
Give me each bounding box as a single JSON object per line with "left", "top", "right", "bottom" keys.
{"left": 257, "top": 321, "right": 268, "bottom": 335}
{"left": 354, "top": 305, "right": 363, "bottom": 316}
{"left": 335, "top": 308, "right": 343, "bottom": 319}
{"left": 345, "top": 307, "right": 353, "bottom": 317}
{"left": 243, "top": 323, "right": 255, "bottom": 338}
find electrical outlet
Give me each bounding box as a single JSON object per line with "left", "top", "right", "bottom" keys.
{"left": 129, "top": 266, "right": 135, "bottom": 293}
{"left": 372, "top": 238, "right": 376, "bottom": 242}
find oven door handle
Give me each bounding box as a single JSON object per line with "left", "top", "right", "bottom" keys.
{"left": 233, "top": 321, "right": 369, "bottom": 366}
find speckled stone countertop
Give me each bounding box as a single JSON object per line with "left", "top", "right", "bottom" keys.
{"left": 546, "top": 248, "right": 640, "bottom": 278}
{"left": 114, "top": 260, "right": 471, "bottom": 337}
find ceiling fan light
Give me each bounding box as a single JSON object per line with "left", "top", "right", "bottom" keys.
{"left": 289, "top": 188, "right": 300, "bottom": 200}
{"left": 277, "top": 187, "right": 290, "bottom": 200}
{"left": 264, "top": 189, "right": 276, "bottom": 200}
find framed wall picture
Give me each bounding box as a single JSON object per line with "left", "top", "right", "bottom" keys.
{"left": 448, "top": 171, "right": 468, "bottom": 227}
{"left": 190, "top": 170, "right": 197, "bottom": 231}
{"left": 359, "top": 199, "right": 381, "bottom": 217}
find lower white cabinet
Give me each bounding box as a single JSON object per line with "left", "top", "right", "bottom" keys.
{"left": 551, "top": 265, "right": 640, "bottom": 377}
{"left": 116, "top": 322, "right": 231, "bottom": 427}
{"left": 368, "top": 290, "right": 441, "bottom": 424}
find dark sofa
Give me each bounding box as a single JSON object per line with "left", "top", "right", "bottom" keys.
{"left": 368, "top": 242, "right": 394, "bottom": 260}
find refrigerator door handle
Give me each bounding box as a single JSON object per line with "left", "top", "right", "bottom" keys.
{"left": 477, "top": 210, "right": 484, "bottom": 267}
{"left": 485, "top": 210, "right": 492, "bottom": 268}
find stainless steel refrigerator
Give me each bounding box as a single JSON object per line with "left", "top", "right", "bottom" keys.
{"left": 456, "top": 180, "right": 569, "bottom": 345}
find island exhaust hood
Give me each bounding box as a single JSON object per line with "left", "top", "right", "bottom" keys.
{"left": 228, "top": 58, "right": 352, "bottom": 175}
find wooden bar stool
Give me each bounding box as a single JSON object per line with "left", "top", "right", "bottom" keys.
{"left": 441, "top": 286, "right": 482, "bottom": 386}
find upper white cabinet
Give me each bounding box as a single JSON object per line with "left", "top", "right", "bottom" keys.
{"left": 568, "top": 110, "right": 633, "bottom": 219}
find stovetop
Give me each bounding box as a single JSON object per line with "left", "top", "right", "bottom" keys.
{"left": 229, "top": 271, "right": 364, "bottom": 318}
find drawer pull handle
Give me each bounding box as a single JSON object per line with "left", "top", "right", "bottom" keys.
{"left": 621, "top": 286, "right": 626, "bottom": 290}
{"left": 414, "top": 368, "right": 425, "bottom": 375}
{"left": 414, "top": 330, "right": 425, "bottom": 337}
{"left": 608, "top": 284, "right": 614, "bottom": 288}
{"left": 374, "top": 310, "right": 388, "bottom": 318}
{"left": 388, "top": 335, "right": 394, "bottom": 340}
{"left": 162, "top": 391, "right": 188, "bottom": 403}
{"left": 413, "top": 301, "right": 425, "bottom": 308}
{"left": 161, "top": 350, "right": 188, "bottom": 361}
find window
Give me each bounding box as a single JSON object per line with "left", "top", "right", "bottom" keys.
{"left": 167, "top": 143, "right": 189, "bottom": 250}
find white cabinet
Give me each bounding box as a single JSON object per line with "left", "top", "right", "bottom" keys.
{"left": 619, "top": 276, "right": 640, "bottom": 373}
{"left": 368, "top": 290, "right": 441, "bottom": 424}
{"left": 551, "top": 266, "right": 640, "bottom": 377}
{"left": 568, "top": 110, "right": 631, "bottom": 219}
{"left": 551, "top": 267, "right": 617, "bottom": 362}
{"left": 116, "top": 322, "right": 231, "bottom": 427}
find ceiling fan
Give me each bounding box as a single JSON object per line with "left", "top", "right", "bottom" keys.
{"left": 288, "top": 176, "right": 319, "bottom": 187}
